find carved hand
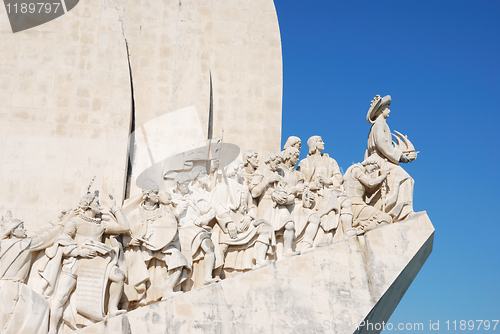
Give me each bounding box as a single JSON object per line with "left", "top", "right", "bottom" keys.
{"left": 399, "top": 154, "right": 410, "bottom": 163}
{"left": 267, "top": 174, "right": 282, "bottom": 184}
{"left": 407, "top": 151, "right": 417, "bottom": 161}
{"left": 102, "top": 194, "right": 118, "bottom": 211}
{"left": 227, "top": 222, "right": 238, "bottom": 239}
{"left": 129, "top": 237, "right": 141, "bottom": 247}
{"left": 309, "top": 182, "right": 321, "bottom": 191}
{"left": 193, "top": 217, "right": 203, "bottom": 227}
{"left": 296, "top": 183, "right": 306, "bottom": 193}
{"left": 58, "top": 208, "right": 70, "bottom": 220}
{"left": 79, "top": 249, "right": 97, "bottom": 258}
{"left": 319, "top": 175, "right": 333, "bottom": 186}
{"left": 211, "top": 159, "right": 220, "bottom": 173}
{"left": 239, "top": 217, "right": 251, "bottom": 232}
{"left": 176, "top": 201, "right": 188, "bottom": 216}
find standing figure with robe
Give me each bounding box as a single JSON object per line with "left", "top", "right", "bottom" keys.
{"left": 365, "top": 95, "right": 417, "bottom": 222}
{"left": 48, "top": 191, "right": 129, "bottom": 334}
{"left": 297, "top": 136, "right": 354, "bottom": 242}
{"left": 278, "top": 147, "right": 321, "bottom": 252}
{"left": 122, "top": 179, "right": 190, "bottom": 309}
{"left": 0, "top": 212, "right": 65, "bottom": 334}
{"left": 211, "top": 160, "right": 272, "bottom": 274}
{"left": 250, "top": 151, "right": 300, "bottom": 258}
{"left": 171, "top": 172, "right": 219, "bottom": 288}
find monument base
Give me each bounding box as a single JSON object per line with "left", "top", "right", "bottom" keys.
{"left": 76, "top": 212, "right": 434, "bottom": 334}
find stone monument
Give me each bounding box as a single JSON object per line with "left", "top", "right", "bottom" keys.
{"left": 0, "top": 1, "right": 433, "bottom": 333}
{"left": 0, "top": 0, "right": 283, "bottom": 225}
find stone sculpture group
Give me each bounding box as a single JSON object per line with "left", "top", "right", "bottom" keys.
{"left": 0, "top": 95, "right": 419, "bottom": 334}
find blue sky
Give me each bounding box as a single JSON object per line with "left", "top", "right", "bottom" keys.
{"left": 274, "top": 0, "right": 499, "bottom": 332}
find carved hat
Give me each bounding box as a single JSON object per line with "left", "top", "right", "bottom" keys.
{"left": 366, "top": 95, "right": 391, "bottom": 124}
{"left": 142, "top": 178, "right": 159, "bottom": 192}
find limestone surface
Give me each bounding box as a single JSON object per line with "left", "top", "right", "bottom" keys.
{"left": 75, "top": 212, "right": 434, "bottom": 334}
{"left": 0, "top": 0, "right": 283, "bottom": 227}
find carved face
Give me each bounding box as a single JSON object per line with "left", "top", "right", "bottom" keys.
{"left": 290, "top": 152, "right": 300, "bottom": 166}
{"left": 292, "top": 140, "right": 301, "bottom": 150}
{"left": 248, "top": 153, "right": 259, "bottom": 169}
{"left": 12, "top": 222, "right": 27, "bottom": 238}
{"left": 196, "top": 171, "right": 208, "bottom": 186}
{"left": 143, "top": 189, "right": 159, "bottom": 203}
{"left": 90, "top": 197, "right": 102, "bottom": 215}
{"left": 269, "top": 157, "right": 281, "bottom": 171}
{"left": 382, "top": 106, "right": 391, "bottom": 118}
{"left": 315, "top": 137, "right": 325, "bottom": 152}
{"left": 177, "top": 181, "right": 190, "bottom": 195}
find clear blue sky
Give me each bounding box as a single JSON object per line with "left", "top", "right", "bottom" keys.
{"left": 274, "top": 0, "right": 499, "bottom": 332}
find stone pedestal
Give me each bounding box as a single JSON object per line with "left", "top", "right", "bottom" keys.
{"left": 76, "top": 212, "right": 434, "bottom": 334}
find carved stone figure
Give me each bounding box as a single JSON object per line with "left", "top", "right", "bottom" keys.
{"left": 297, "top": 136, "right": 353, "bottom": 242}
{"left": 279, "top": 147, "right": 321, "bottom": 252}
{"left": 25, "top": 210, "right": 77, "bottom": 299}
{"left": 365, "top": 95, "right": 417, "bottom": 221}
{"left": 241, "top": 150, "right": 259, "bottom": 187}
{"left": 0, "top": 212, "right": 64, "bottom": 334}
{"left": 250, "top": 151, "right": 300, "bottom": 258}
{"left": 190, "top": 166, "right": 212, "bottom": 199}
{"left": 211, "top": 160, "right": 272, "bottom": 272}
{"left": 172, "top": 172, "right": 219, "bottom": 286}
{"left": 344, "top": 156, "right": 393, "bottom": 232}
{"left": 48, "top": 191, "right": 129, "bottom": 334}
{"left": 122, "top": 179, "right": 190, "bottom": 309}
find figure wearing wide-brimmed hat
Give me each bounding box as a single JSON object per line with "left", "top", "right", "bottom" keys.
{"left": 365, "top": 95, "right": 417, "bottom": 222}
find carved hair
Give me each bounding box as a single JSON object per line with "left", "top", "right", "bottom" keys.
{"left": 362, "top": 155, "right": 381, "bottom": 168}
{"left": 265, "top": 151, "right": 282, "bottom": 165}
{"left": 283, "top": 136, "right": 301, "bottom": 150}
{"left": 307, "top": 136, "right": 322, "bottom": 155}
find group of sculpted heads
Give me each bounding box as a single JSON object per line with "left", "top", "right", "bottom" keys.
{"left": 0, "top": 95, "right": 417, "bottom": 333}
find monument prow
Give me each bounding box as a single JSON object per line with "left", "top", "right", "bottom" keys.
{"left": 76, "top": 212, "right": 434, "bottom": 334}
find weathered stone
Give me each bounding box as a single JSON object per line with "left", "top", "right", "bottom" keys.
{"left": 76, "top": 212, "right": 434, "bottom": 334}
{"left": 0, "top": 0, "right": 283, "bottom": 226}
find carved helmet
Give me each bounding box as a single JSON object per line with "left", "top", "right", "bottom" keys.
{"left": 367, "top": 95, "right": 391, "bottom": 124}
